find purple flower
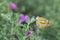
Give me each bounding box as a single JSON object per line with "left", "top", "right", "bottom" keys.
{"left": 27, "top": 30, "right": 33, "bottom": 36}
{"left": 19, "top": 13, "right": 28, "bottom": 23}
{"left": 10, "top": 3, "right": 17, "bottom": 10}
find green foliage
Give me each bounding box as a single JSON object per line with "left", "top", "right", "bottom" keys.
{"left": 0, "top": 0, "right": 60, "bottom": 40}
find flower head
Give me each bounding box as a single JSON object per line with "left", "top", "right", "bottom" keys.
{"left": 19, "top": 13, "right": 28, "bottom": 23}
{"left": 10, "top": 3, "right": 17, "bottom": 10}
{"left": 27, "top": 30, "right": 33, "bottom": 36}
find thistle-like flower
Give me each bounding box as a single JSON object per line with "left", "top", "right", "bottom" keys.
{"left": 10, "top": 3, "right": 17, "bottom": 10}
{"left": 19, "top": 13, "right": 28, "bottom": 23}
{"left": 27, "top": 30, "right": 33, "bottom": 36}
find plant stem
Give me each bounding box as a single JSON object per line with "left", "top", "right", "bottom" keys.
{"left": 10, "top": 12, "right": 15, "bottom": 40}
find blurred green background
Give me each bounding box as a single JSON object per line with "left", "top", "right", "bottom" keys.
{"left": 0, "top": 0, "right": 60, "bottom": 40}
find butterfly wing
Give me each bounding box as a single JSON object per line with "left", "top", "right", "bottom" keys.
{"left": 36, "top": 16, "right": 51, "bottom": 28}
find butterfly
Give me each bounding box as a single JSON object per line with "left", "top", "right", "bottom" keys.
{"left": 36, "top": 16, "right": 51, "bottom": 28}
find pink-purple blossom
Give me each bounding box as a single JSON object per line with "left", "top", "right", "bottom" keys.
{"left": 10, "top": 3, "right": 17, "bottom": 10}
{"left": 19, "top": 13, "right": 28, "bottom": 23}
{"left": 27, "top": 30, "right": 33, "bottom": 36}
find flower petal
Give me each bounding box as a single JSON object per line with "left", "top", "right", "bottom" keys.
{"left": 24, "top": 15, "right": 28, "bottom": 21}
{"left": 10, "top": 3, "right": 17, "bottom": 10}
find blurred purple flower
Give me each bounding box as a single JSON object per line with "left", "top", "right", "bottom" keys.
{"left": 10, "top": 3, "right": 17, "bottom": 10}
{"left": 27, "top": 30, "right": 33, "bottom": 36}
{"left": 19, "top": 13, "right": 28, "bottom": 23}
